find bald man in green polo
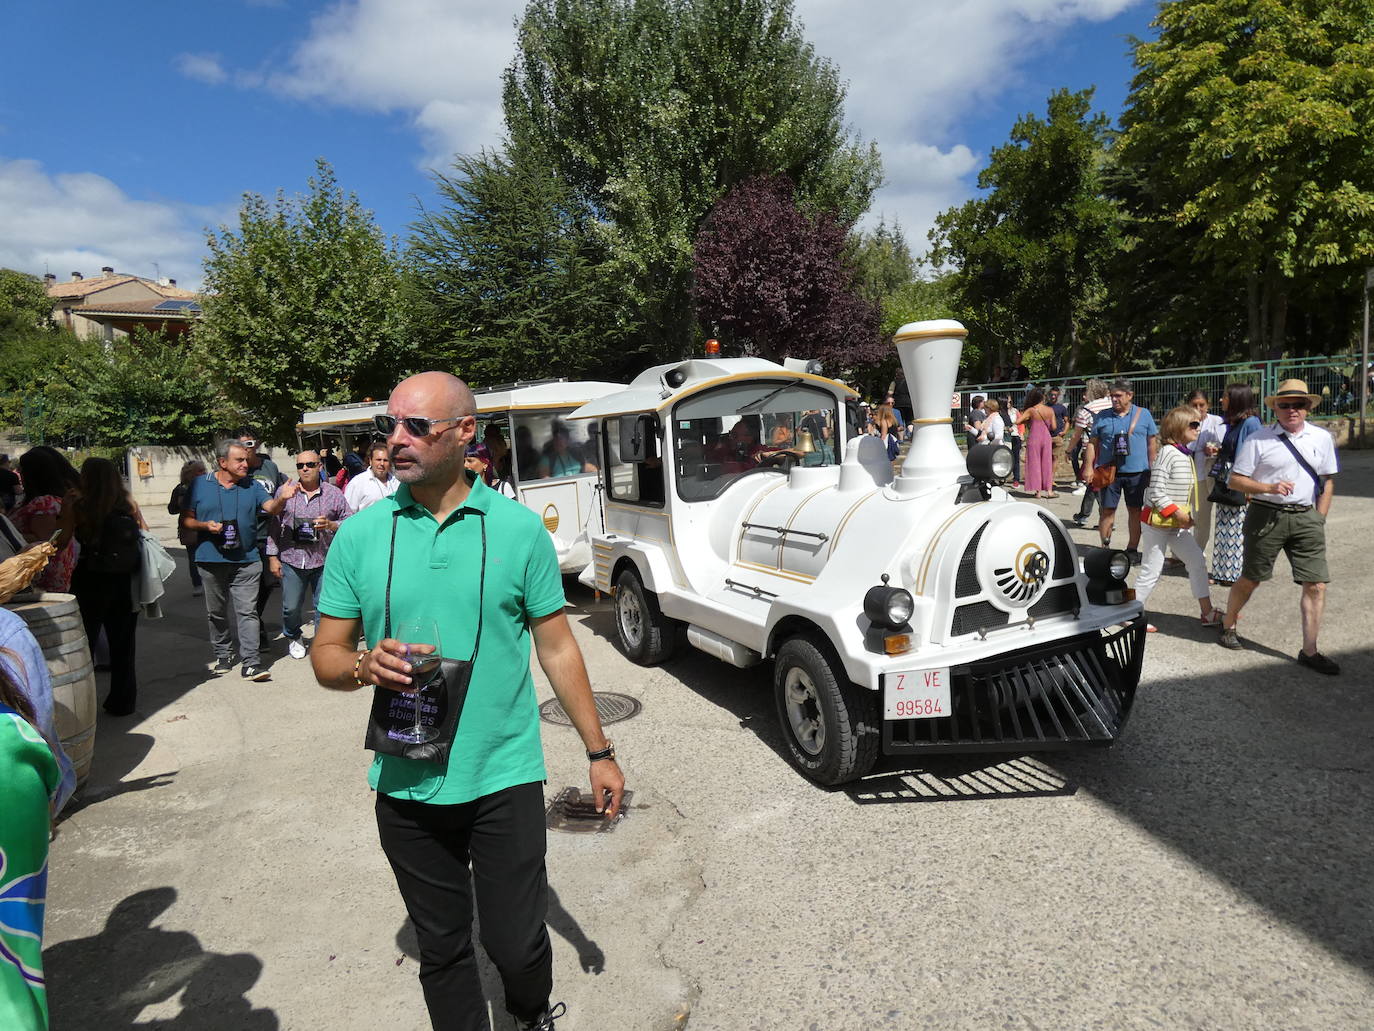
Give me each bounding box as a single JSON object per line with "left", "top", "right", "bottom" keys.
{"left": 312, "top": 372, "right": 624, "bottom": 1031}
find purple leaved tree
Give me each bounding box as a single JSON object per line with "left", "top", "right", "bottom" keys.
{"left": 693, "top": 176, "right": 882, "bottom": 370}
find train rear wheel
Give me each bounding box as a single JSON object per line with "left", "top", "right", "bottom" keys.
{"left": 773, "top": 636, "right": 878, "bottom": 786}
{"left": 614, "top": 567, "right": 676, "bottom": 666}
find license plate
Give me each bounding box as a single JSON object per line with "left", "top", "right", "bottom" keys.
{"left": 885, "top": 667, "right": 951, "bottom": 720}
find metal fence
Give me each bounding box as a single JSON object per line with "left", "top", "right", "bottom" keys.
{"left": 953, "top": 354, "right": 1372, "bottom": 435}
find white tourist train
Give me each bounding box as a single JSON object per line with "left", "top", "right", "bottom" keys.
{"left": 297, "top": 379, "right": 622, "bottom": 572}
{"left": 568, "top": 320, "right": 1147, "bottom": 785}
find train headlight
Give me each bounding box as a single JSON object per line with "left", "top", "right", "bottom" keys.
{"left": 1083, "top": 548, "right": 1131, "bottom": 582}
{"left": 966, "top": 444, "right": 1013, "bottom": 485}
{"left": 864, "top": 575, "right": 915, "bottom": 629}
{"left": 1083, "top": 547, "right": 1133, "bottom": 605}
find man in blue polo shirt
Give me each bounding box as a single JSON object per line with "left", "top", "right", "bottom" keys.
{"left": 1083, "top": 378, "right": 1157, "bottom": 563}
{"left": 312, "top": 372, "right": 624, "bottom": 1031}
{"left": 182, "top": 439, "right": 290, "bottom": 680}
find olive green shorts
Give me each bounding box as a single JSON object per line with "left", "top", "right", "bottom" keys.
{"left": 1241, "top": 503, "right": 1329, "bottom": 584}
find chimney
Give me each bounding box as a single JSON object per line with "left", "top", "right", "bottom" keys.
{"left": 101, "top": 266, "right": 115, "bottom": 277}
{"left": 43, "top": 273, "right": 55, "bottom": 285}
{"left": 890, "top": 320, "right": 969, "bottom": 496}
{"left": 71, "top": 272, "right": 83, "bottom": 281}
{"left": 168, "top": 278, "right": 176, "bottom": 287}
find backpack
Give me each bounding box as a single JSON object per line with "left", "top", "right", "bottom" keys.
{"left": 85, "top": 510, "right": 142, "bottom": 574}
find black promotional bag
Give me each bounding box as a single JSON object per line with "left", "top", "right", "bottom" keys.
{"left": 364, "top": 509, "right": 486, "bottom": 763}
{"left": 1207, "top": 423, "right": 1247, "bottom": 507}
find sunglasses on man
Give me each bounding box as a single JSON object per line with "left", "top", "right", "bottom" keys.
{"left": 373, "top": 414, "right": 470, "bottom": 437}
{"left": 296, "top": 462, "right": 319, "bottom": 469}
{"left": 1275, "top": 401, "right": 1307, "bottom": 411}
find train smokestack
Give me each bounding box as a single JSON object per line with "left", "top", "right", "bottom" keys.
{"left": 891, "top": 319, "right": 968, "bottom": 496}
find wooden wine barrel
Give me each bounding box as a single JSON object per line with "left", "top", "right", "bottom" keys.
{"left": 6, "top": 592, "right": 97, "bottom": 787}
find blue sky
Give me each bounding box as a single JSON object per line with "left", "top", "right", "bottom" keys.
{"left": 0, "top": 1, "right": 1156, "bottom": 290}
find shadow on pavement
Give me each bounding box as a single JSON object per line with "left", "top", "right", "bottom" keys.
{"left": 1056, "top": 641, "right": 1374, "bottom": 977}
{"left": 46, "top": 887, "right": 277, "bottom": 1029}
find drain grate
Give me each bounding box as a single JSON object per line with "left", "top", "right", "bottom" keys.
{"left": 539, "top": 691, "right": 642, "bottom": 727}
{"left": 546, "top": 786, "right": 633, "bottom": 833}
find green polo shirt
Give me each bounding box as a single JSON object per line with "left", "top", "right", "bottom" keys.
{"left": 318, "top": 477, "right": 565, "bottom": 804}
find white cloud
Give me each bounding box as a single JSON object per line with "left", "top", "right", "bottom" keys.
{"left": 269, "top": 0, "right": 520, "bottom": 166}
{"left": 241, "top": 0, "right": 1144, "bottom": 251}
{"left": 794, "top": 0, "right": 1144, "bottom": 248}
{"left": 0, "top": 158, "right": 223, "bottom": 290}
{"left": 176, "top": 52, "right": 229, "bottom": 86}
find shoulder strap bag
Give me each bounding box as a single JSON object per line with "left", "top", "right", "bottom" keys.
{"left": 364, "top": 508, "right": 486, "bottom": 763}
{"left": 1277, "top": 433, "right": 1324, "bottom": 500}
{"left": 1207, "top": 421, "right": 1247, "bottom": 507}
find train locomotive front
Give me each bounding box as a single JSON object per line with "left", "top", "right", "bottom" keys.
{"left": 573, "top": 320, "right": 1147, "bottom": 785}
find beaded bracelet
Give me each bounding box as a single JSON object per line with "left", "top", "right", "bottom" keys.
{"left": 353, "top": 650, "right": 369, "bottom": 688}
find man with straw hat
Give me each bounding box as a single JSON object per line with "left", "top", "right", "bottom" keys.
{"left": 1219, "top": 379, "right": 1340, "bottom": 673}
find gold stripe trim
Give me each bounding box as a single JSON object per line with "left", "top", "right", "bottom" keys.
{"left": 910, "top": 416, "right": 953, "bottom": 425}
{"left": 826, "top": 489, "right": 879, "bottom": 558}
{"left": 733, "top": 560, "right": 816, "bottom": 585}
{"left": 892, "top": 326, "right": 968, "bottom": 342}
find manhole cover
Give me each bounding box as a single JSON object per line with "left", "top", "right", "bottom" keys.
{"left": 539, "top": 692, "right": 641, "bottom": 727}
{"left": 546, "top": 786, "right": 633, "bottom": 833}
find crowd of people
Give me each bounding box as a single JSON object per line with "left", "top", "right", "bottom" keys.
{"left": 962, "top": 375, "right": 1340, "bottom": 674}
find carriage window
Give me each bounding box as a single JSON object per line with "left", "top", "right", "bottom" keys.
{"left": 672, "top": 383, "right": 840, "bottom": 501}
{"left": 604, "top": 416, "right": 664, "bottom": 506}
{"left": 509, "top": 412, "right": 600, "bottom": 482}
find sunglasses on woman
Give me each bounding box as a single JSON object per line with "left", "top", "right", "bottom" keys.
{"left": 372, "top": 414, "right": 469, "bottom": 437}
{"left": 1188, "top": 421, "right": 1200, "bottom": 429}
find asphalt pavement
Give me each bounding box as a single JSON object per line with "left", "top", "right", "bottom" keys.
{"left": 43, "top": 452, "right": 1374, "bottom": 1030}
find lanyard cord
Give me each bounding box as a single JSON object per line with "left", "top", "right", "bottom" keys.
{"left": 383, "top": 508, "right": 487, "bottom": 663}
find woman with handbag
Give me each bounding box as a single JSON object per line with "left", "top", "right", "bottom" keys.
{"left": 66, "top": 458, "right": 149, "bottom": 716}
{"left": 1134, "top": 406, "right": 1223, "bottom": 633}
{"left": 1185, "top": 389, "right": 1226, "bottom": 562}
{"left": 1208, "top": 383, "right": 1262, "bottom": 586}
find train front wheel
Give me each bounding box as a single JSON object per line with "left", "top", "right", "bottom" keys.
{"left": 613, "top": 567, "right": 677, "bottom": 666}
{"left": 773, "top": 636, "right": 879, "bottom": 786}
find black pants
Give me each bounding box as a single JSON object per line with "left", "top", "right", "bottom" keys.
{"left": 375, "top": 783, "right": 552, "bottom": 1031}
{"left": 72, "top": 567, "right": 138, "bottom": 713}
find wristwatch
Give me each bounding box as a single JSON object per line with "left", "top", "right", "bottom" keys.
{"left": 587, "top": 741, "right": 616, "bottom": 762}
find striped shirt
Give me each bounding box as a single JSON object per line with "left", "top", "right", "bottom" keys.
{"left": 1144, "top": 444, "right": 1196, "bottom": 517}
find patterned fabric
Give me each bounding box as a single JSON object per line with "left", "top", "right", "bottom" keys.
{"left": 11, "top": 496, "right": 76, "bottom": 593}
{"left": 1211, "top": 503, "right": 1247, "bottom": 582}
{"left": 0, "top": 704, "right": 59, "bottom": 1030}
{"left": 263, "top": 482, "right": 352, "bottom": 569}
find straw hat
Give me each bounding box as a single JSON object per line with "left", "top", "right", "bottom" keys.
{"left": 1264, "top": 379, "right": 1322, "bottom": 411}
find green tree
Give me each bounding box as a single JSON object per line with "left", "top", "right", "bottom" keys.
{"left": 0, "top": 269, "right": 53, "bottom": 335}
{"left": 929, "top": 88, "right": 1120, "bottom": 377}
{"left": 197, "top": 159, "right": 414, "bottom": 443}
{"left": 408, "top": 149, "right": 628, "bottom": 384}
{"left": 1115, "top": 0, "right": 1374, "bottom": 359}
{"left": 499, "top": 0, "right": 883, "bottom": 360}
{"left": 849, "top": 220, "right": 915, "bottom": 308}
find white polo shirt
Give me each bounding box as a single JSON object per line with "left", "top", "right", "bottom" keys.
{"left": 343, "top": 469, "right": 400, "bottom": 512}
{"left": 1233, "top": 421, "right": 1338, "bottom": 507}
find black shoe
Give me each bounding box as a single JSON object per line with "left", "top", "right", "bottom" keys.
{"left": 517, "top": 1002, "right": 566, "bottom": 1030}
{"left": 210, "top": 657, "right": 235, "bottom": 675}
{"left": 1297, "top": 650, "right": 1340, "bottom": 676}
{"left": 241, "top": 665, "right": 271, "bottom": 682}
{"left": 103, "top": 700, "right": 136, "bottom": 717}
{"left": 1071, "top": 515, "right": 1087, "bottom": 528}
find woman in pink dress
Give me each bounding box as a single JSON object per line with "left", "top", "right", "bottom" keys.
{"left": 1016, "top": 388, "right": 1058, "bottom": 498}
{"left": 11, "top": 447, "right": 81, "bottom": 593}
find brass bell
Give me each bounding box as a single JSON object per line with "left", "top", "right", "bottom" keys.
{"left": 796, "top": 429, "right": 816, "bottom": 454}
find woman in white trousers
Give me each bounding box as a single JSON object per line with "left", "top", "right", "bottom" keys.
{"left": 1134, "top": 406, "right": 1223, "bottom": 633}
